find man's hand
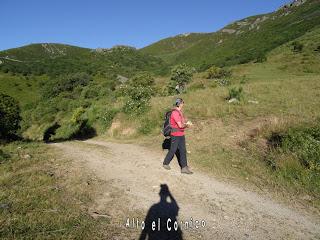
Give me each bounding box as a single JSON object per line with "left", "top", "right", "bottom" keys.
{"left": 186, "top": 121, "right": 193, "bottom": 127}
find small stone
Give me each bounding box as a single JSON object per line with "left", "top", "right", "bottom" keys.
{"left": 228, "top": 98, "right": 239, "bottom": 103}
{"left": 302, "top": 195, "right": 312, "bottom": 201}
{"left": 22, "top": 154, "right": 31, "bottom": 159}
{"left": 0, "top": 203, "right": 10, "bottom": 209}
{"left": 248, "top": 100, "right": 259, "bottom": 104}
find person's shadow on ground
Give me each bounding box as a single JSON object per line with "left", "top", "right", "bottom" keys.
{"left": 139, "top": 184, "right": 183, "bottom": 240}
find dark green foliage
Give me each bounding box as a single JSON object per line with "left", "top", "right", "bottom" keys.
{"left": 228, "top": 86, "right": 244, "bottom": 101}
{"left": 129, "top": 72, "right": 155, "bottom": 87}
{"left": 123, "top": 73, "right": 155, "bottom": 114}
{"left": 123, "top": 86, "right": 154, "bottom": 114}
{"left": 99, "top": 108, "right": 118, "bottom": 129}
{"left": 292, "top": 41, "right": 304, "bottom": 53}
{"left": 42, "top": 73, "right": 92, "bottom": 99}
{"left": 280, "top": 124, "right": 320, "bottom": 171}
{"left": 50, "top": 108, "right": 96, "bottom": 141}
{"left": 266, "top": 122, "right": 320, "bottom": 195}
{"left": 0, "top": 93, "right": 21, "bottom": 139}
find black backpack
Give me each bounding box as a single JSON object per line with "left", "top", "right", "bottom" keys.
{"left": 162, "top": 110, "right": 179, "bottom": 137}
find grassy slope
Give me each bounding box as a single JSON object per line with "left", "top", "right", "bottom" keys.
{"left": 0, "top": 142, "right": 112, "bottom": 239}
{"left": 140, "top": 0, "right": 320, "bottom": 68}
{"left": 0, "top": 73, "right": 44, "bottom": 107}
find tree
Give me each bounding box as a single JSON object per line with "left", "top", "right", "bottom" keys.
{"left": 123, "top": 73, "right": 155, "bottom": 114}
{"left": 169, "top": 64, "right": 194, "bottom": 94}
{"left": 0, "top": 93, "right": 21, "bottom": 139}
{"left": 129, "top": 72, "right": 155, "bottom": 88}
{"left": 42, "top": 72, "right": 92, "bottom": 99}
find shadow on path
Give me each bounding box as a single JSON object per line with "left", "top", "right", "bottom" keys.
{"left": 139, "top": 184, "right": 183, "bottom": 240}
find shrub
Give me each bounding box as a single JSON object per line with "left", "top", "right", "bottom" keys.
{"left": 169, "top": 64, "right": 194, "bottom": 94}
{"left": 123, "top": 73, "right": 155, "bottom": 114}
{"left": 129, "top": 72, "right": 155, "bottom": 87}
{"left": 0, "top": 93, "right": 22, "bottom": 139}
{"left": 42, "top": 73, "right": 92, "bottom": 99}
{"left": 71, "top": 107, "right": 86, "bottom": 124}
{"left": 206, "top": 66, "right": 231, "bottom": 79}
{"left": 268, "top": 122, "right": 320, "bottom": 172}
{"left": 281, "top": 125, "right": 320, "bottom": 172}
{"left": 98, "top": 108, "right": 118, "bottom": 131}
{"left": 292, "top": 41, "right": 304, "bottom": 53}
{"left": 228, "top": 86, "right": 244, "bottom": 101}
{"left": 123, "top": 86, "right": 153, "bottom": 114}
{"left": 52, "top": 108, "right": 96, "bottom": 141}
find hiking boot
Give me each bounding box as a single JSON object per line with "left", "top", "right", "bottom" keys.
{"left": 163, "top": 164, "right": 171, "bottom": 170}
{"left": 181, "top": 166, "right": 193, "bottom": 174}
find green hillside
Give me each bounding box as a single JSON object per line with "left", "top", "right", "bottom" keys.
{"left": 141, "top": 0, "right": 320, "bottom": 69}
{"left": 0, "top": 43, "right": 168, "bottom": 76}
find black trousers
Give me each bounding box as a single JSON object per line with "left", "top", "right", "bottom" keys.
{"left": 163, "top": 136, "right": 188, "bottom": 169}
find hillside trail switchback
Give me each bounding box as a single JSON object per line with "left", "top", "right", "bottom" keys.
{"left": 52, "top": 139, "right": 320, "bottom": 240}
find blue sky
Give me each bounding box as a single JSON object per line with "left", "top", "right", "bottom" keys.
{"left": 1, "top": 0, "right": 290, "bottom": 51}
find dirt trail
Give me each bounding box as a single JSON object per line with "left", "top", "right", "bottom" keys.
{"left": 52, "top": 139, "right": 320, "bottom": 240}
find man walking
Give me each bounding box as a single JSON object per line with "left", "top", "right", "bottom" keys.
{"left": 163, "top": 98, "right": 193, "bottom": 174}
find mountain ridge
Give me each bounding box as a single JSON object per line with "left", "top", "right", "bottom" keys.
{"left": 140, "top": 0, "right": 320, "bottom": 69}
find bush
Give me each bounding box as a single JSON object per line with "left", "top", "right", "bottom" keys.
{"left": 266, "top": 122, "right": 320, "bottom": 195}
{"left": 169, "top": 64, "right": 194, "bottom": 94}
{"left": 42, "top": 73, "right": 92, "bottom": 99}
{"left": 0, "top": 93, "right": 22, "bottom": 139}
{"left": 100, "top": 109, "right": 117, "bottom": 127}
{"left": 281, "top": 125, "right": 320, "bottom": 172}
{"left": 53, "top": 117, "right": 96, "bottom": 141}
{"left": 206, "top": 66, "right": 231, "bottom": 79}
{"left": 123, "top": 86, "right": 153, "bottom": 114}
{"left": 123, "top": 73, "right": 155, "bottom": 114}
{"left": 292, "top": 41, "right": 304, "bottom": 53}
{"left": 129, "top": 72, "right": 155, "bottom": 87}
{"left": 228, "top": 86, "right": 244, "bottom": 101}
{"left": 71, "top": 107, "right": 86, "bottom": 124}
